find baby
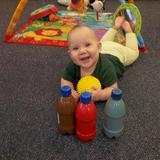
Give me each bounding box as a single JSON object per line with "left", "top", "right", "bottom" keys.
{"left": 61, "top": 16, "right": 139, "bottom": 101}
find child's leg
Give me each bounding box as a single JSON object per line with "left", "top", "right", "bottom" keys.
{"left": 101, "top": 16, "right": 126, "bottom": 42}
{"left": 101, "top": 32, "right": 139, "bottom": 66}
{"left": 101, "top": 28, "right": 117, "bottom": 42}
{"left": 121, "top": 32, "right": 139, "bottom": 66}
{"left": 126, "top": 32, "right": 139, "bottom": 53}
{"left": 121, "top": 20, "right": 139, "bottom": 65}
{"left": 101, "top": 19, "right": 139, "bottom": 66}
{"left": 101, "top": 16, "right": 125, "bottom": 42}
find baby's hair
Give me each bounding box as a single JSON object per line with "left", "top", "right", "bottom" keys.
{"left": 67, "top": 25, "right": 98, "bottom": 46}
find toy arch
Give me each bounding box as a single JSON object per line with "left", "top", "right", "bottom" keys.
{"left": 5, "top": 0, "right": 28, "bottom": 41}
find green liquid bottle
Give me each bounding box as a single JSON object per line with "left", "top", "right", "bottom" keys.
{"left": 103, "top": 88, "right": 126, "bottom": 138}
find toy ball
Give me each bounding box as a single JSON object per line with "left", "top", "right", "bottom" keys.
{"left": 77, "top": 75, "right": 102, "bottom": 94}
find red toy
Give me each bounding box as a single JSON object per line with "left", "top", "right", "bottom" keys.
{"left": 75, "top": 92, "right": 96, "bottom": 142}
{"left": 30, "top": 4, "right": 58, "bottom": 21}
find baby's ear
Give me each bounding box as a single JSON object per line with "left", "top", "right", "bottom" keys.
{"left": 67, "top": 49, "right": 71, "bottom": 54}
{"left": 98, "top": 41, "right": 102, "bottom": 50}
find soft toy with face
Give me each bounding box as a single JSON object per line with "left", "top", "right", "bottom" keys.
{"left": 91, "top": 0, "right": 103, "bottom": 11}
{"left": 67, "top": 0, "right": 89, "bottom": 14}
{"left": 89, "top": 0, "right": 105, "bottom": 10}
{"left": 57, "top": 0, "right": 70, "bottom": 6}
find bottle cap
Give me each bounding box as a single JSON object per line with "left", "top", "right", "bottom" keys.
{"left": 111, "top": 88, "right": 122, "bottom": 100}
{"left": 80, "top": 92, "right": 92, "bottom": 103}
{"left": 60, "top": 86, "right": 71, "bottom": 97}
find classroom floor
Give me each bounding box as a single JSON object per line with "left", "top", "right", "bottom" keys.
{"left": 0, "top": 0, "right": 160, "bottom": 159}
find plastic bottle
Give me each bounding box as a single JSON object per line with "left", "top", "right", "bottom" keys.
{"left": 56, "top": 86, "right": 76, "bottom": 134}
{"left": 76, "top": 92, "right": 96, "bottom": 142}
{"left": 103, "top": 88, "right": 126, "bottom": 138}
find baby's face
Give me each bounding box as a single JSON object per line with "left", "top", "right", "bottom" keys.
{"left": 68, "top": 27, "right": 101, "bottom": 70}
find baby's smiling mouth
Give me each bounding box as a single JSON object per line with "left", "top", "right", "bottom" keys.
{"left": 80, "top": 56, "right": 90, "bottom": 61}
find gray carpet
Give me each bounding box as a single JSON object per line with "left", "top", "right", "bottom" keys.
{"left": 0, "top": 0, "right": 160, "bottom": 159}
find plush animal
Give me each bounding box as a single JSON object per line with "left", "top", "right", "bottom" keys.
{"left": 67, "top": 0, "right": 89, "bottom": 14}
{"left": 89, "top": 0, "right": 106, "bottom": 10}
{"left": 91, "top": 0, "right": 103, "bottom": 12}
{"left": 91, "top": 0, "right": 103, "bottom": 20}
{"left": 57, "top": 0, "right": 70, "bottom": 6}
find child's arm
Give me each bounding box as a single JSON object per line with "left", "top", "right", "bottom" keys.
{"left": 91, "top": 82, "right": 118, "bottom": 101}
{"left": 61, "top": 78, "right": 80, "bottom": 101}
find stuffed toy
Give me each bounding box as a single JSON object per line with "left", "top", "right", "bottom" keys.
{"left": 58, "top": 0, "right": 90, "bottom": 7}
{"left": 67, "top": 0, "right": 89, "bottom": 14}
{"left": 57, "top": 0, "right": 70, "bottom": 6}
{"left": 89, "top": 0, "right": 106, "bottom": 10}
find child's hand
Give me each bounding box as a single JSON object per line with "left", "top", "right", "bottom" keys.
{"left": 71, "top": 89, "right": 80, "bottom": 102}
{"left": 114, "top": 16, "right": 125, "bottom": 30}
{"left": 91, "top": 86, "right": 102, "bottom": 102}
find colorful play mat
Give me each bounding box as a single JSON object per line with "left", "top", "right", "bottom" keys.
{"left": 5, "top": 4, "right": 126, "bottom": 47}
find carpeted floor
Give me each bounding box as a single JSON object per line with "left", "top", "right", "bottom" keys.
{"left": 0, "top": 0, "right": 160, "bottom": 159}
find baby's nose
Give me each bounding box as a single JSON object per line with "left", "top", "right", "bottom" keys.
{"left": 79, "top": 47, "right": 86, "bottom": 54}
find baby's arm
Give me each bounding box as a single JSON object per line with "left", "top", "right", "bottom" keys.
{"left": 91, "top": 82, "right": 118, "bottom": 101}
{"left": 61, "top": 78, "right": 80, "bottom": 101}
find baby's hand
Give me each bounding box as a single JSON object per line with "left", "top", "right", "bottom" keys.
{"left": 71, "top": 89, "right": 80, "bottom": 102}
{"left": 114, "top": 16, "right": 125, "bottom": 30}
{"left": 91, "top": 86, "right": 102, "bottom": 102}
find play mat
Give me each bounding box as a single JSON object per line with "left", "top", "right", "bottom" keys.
{"left": 5, "top": 5, "right": 125, "bottom": 47}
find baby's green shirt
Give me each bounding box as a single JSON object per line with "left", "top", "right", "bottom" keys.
{"left": 63, "top": 54, "right": 124, "bottom": 89}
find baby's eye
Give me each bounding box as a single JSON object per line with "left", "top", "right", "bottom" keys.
{"left": 72, "top": 47, "right": 79, "bottom": 50}
{"left": 86, "top": 43, "right": 91, "bottom": 47}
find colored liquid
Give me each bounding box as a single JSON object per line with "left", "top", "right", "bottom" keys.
{"left": 76, "top": 101, "right": 96, "bottom": 141}
{"left": 57, "top": 96, "right": 76, "bottom": 134}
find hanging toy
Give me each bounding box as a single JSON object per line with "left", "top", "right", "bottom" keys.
{"left": 67, "top": 0, "right": 89, "bottom": 14}
{"left": 91, "top": 0, "right": 103, "bottom": 21}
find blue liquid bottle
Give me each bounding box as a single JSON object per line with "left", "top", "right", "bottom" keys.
{"left": 103, "top": 89, "right": 126, "bottom": 138}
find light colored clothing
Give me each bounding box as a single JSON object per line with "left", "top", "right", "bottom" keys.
{"left": 101, "top": 28, "right": 139, "bottom": 66}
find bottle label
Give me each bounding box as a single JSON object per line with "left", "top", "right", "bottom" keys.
{"left": 57, "top": 113, "right": 60, "bottom": 124}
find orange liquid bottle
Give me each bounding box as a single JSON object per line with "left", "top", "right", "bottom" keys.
{"left": 56, "top": 86, "right": 76, "bottom": 134}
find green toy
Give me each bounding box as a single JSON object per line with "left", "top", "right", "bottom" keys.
{"left": 112, "top": 3, "right": 142, "bottom": 36}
